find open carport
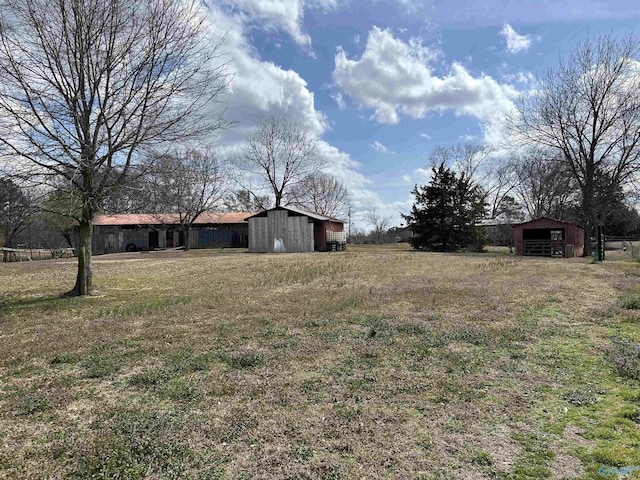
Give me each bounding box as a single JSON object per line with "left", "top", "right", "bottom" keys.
{"left": 513, "top": 217, "right": 584, "bottom": 257}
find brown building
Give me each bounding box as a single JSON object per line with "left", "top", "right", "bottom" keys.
{"left": 90, "top": 213, "right": 250, "bottom": 253}
{"left": 513, "top": 217, "right": 584, "bottom": 257}
{"left": 247, "top": 206, "right": 346, "bottom": 253}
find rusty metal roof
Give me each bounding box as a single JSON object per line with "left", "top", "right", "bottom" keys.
{"left": 93, "top": 212, "right": 252, "bottom": 226}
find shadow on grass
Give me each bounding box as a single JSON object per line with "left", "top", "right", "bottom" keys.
{"left": 0, "top": 292, "right": 83, "bottom": 314}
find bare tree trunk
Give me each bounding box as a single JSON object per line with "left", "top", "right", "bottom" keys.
{"left": 184, "top": 225, "right": 191, "bottom": 251}
{"left": 582, "top": 177, "right": 594, "bottom": 257}
{"left": 63, "top": 231, "right": 74, "bottom": 249}
{"left": 70, "top": 219, "right": 94, "bottom": 296}
{"left": 583, "top": 219, "right": 592, "bottom": 257}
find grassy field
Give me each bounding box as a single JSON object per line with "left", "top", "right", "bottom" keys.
{"left": 0, "top": 244, "right": 639, "bottom": 479}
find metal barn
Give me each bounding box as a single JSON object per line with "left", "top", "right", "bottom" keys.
{"left": 90, "top": 213, "right": 250, "bottom": 254}
{"left": 513, "top": 217, "right": 584, "bottom": 257}
{"left": 247, "top": 206, "right": 346, "bottom": 253}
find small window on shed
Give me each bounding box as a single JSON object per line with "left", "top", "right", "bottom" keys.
{"left": 550, "top": 230, "right": 563, "bottom": 241}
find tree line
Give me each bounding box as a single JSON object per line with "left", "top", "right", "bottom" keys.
{"left": 405, "top": 35, "right": 640, "bottom": 253}
{"left": 1, "top": 0, "right": 639, "bottom": 294}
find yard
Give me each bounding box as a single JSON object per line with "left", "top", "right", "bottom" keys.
{"left": 0, "top": 244, "right": 639, "bottom": 479}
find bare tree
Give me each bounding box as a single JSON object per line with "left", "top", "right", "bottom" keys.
{"left": 40, "top": 189, "right": 80, "bottom": 249}
{"left": 150, "top": 149, "right": 226, "bottom": 250}
{"left": 223, "top": 189, "right": 271, "bottom": 212}
{"left": 0, "top": 177, "right": 33, "bottom": 247}
{"left": 0, "top": 0, "right": 229, "bottom": 294}
{"left": 429, "top": 143, "right": 516, "bottom": 218}
{"left": 366, "top": 207, "right": 390, "bottom": 243}
{"left": 236, "top": 116, "right": 325, "bottom": 208}
{"left": 99, "top": 168, "right": 155, "bottom": 214}
{"left": 288, "top": 172, "right": 350, "bottom": 217}
{"left": 510, "top": 34, "right": 640, "bottom": 255}
{"left": 509, "top": 147, "right": 578, "bottom": 221}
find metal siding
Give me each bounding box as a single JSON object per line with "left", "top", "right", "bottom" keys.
{"left": 269, "top": 210, "right": 288, "bottom": 252}
{"left": 190, "top": 228, "right": 199, "bottom": 249}
{"left": 286, "top": 216, "right": 314, "bottom": 252}
{"left": 249, "top": 211, "right": 314, "bottom": 253}
{"left": 92, "top": 226, "right": 120, "bottom": 254}
{"left": 249, "top": 217, "right": 269, "bottom": 252}
{"left": 199, "top": 226, "right": 234, "bottom": 248}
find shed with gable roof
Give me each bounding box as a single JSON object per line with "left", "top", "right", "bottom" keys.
{"left": 246, "top": 206, "right": 346, "bottom": 253}
{"left": 512, "top": 217, "right": 584, "bottom": 257}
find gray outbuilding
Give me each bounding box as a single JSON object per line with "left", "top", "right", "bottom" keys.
{"left": 246, "top": 206, "right": 345, "bottom": 253}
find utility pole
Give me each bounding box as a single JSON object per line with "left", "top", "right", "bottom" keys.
{"left": 348, "top": 206, "right": 352, "bottom": 241}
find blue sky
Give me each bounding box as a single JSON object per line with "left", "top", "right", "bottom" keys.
{"left": 208, "top": 0, "right": 640, "bottom": 229}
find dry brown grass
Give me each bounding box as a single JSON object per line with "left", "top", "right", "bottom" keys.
{"left": 0, "top": 244, "right": 639, "bottom": 479}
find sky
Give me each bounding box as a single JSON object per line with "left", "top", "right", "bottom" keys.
{"left": 205, "top": 0, "right": 640, "bottom": 230}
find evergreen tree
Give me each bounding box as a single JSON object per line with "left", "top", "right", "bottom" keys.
{"left": 404, "top": 162, "right": 486, "bottom": 252}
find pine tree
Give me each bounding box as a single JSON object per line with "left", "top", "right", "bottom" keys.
{"left": 404, "top": 162, "right": 487, "bottom": 252}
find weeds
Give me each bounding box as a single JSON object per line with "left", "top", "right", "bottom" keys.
{"left": 10, "top": 388, "right": 55, "bottom": 416}
{"left": 128, "top": 348, "right": 214, "bottom": 400}
{"left": 223, "top": 349, "right": 264, "bottom": 369}
{"left": 82, "top": 343, "right": 124, "bottom": 378}
{"left": 563, "top": 387, "right": 604, "bottom": 406}
{"left": 67, "top": 407, "right": 224, "bottom": 479}
{"left": 607, "top": 338, "right": 640, "bottom": 379}
{"left": 617, "top": 291, "right": 640, "bottom": 310}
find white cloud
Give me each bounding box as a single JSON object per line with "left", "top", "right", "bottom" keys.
{"left": 407, "top": 167, "right": 433, "bottom": 184}
{"left": 228, "top": 0, "right": 311, "bottom": 48}
{"left": 318, "top": 141, "right": 403, "bottom": 228}
{"left": 459, "top": 133, "right": 479, "bottom": 142}
{"left": 203, "top": 5, "right": 393, "bottom": 230}
{"left": 331, "top": 91, "right": 347, "bottom": 110}
{"left": 416, "top": 167, "right": 432, "bottom": 180}
{"left": 400, "top": 167, "right": 434, "bottom": 191}
{"left": 205, "top": 6, "right": 326, "bottom": 144}
{"left": 502, "top": 70, "right": 536, "bottom": 84}
{"left": 371, "top": 140, "right": 394, "bottom": 154}
{"left": 332, "top": 27, "right": 519, "bottom": 144}
{"left": 419, "top": 132, "right": 431, "bottom": 139}
{"left": 223, "top": 0, "right": 339, "bottom": 49}
{"left": 500, "top": 24, "right": 531, "bottom": 54}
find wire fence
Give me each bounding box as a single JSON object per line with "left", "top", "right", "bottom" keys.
{"left": 603, "top": 236, "right": 640, "bottom": 260}
{"left": 2, "top": 247, "right": 75, "bottom": 263}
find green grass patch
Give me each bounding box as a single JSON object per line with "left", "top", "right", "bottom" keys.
{"left": 607, "top": 338, "right": 640, "bottom": 380}
{"left": 617, "top": 291, "right": 640, "bottom": 310}
{"left": 66, "top": 407, "right": 225, "bottom": 479}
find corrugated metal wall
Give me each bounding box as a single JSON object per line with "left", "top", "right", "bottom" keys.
{"left": 197, "top": 225, "right": 248, "bottom": 248}
{"left": 92, "top": 224, "right": 248, "bottom": 253}
{"left": 92, "top": 226, "right": 120, "bottom": 253}
{"left": 248, "top": 210, "right": 314, "bottom": 253}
